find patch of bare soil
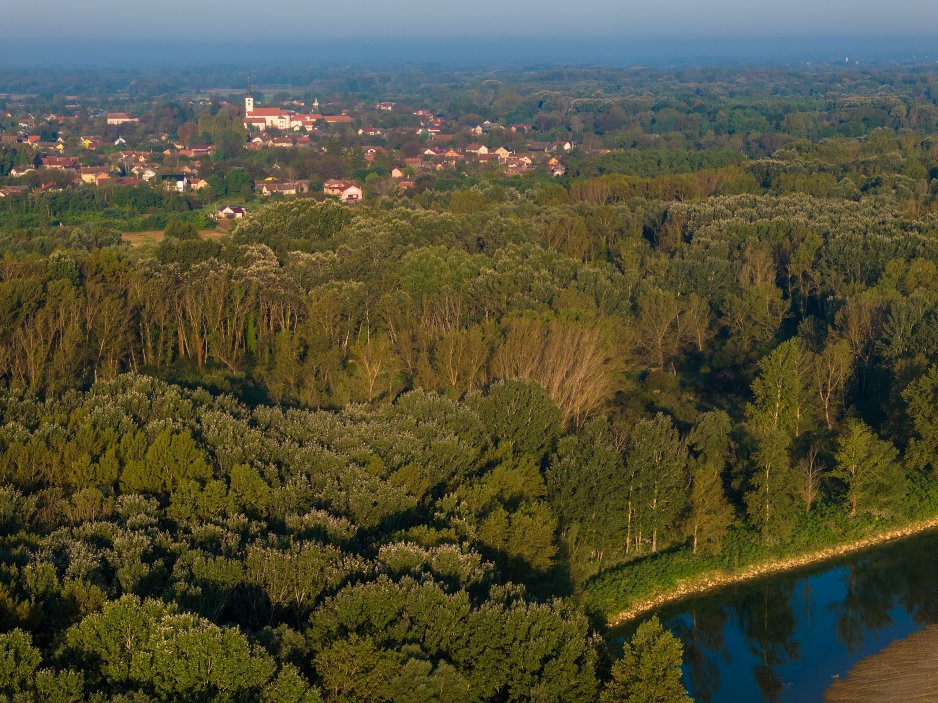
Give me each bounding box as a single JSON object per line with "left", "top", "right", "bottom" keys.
{"left": 121, "top": 229, "right": 226, "bottom": 247}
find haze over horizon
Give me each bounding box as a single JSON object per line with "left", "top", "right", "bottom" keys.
{"left": 0, "top": 0, "right": 934, "bottom": 68}
{"left": 5, "top": 0, "right": 938, "bottom": 40}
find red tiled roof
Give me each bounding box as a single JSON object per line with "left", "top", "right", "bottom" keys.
{"left": 247, "top": 108, "right": 292, "bottom": 117}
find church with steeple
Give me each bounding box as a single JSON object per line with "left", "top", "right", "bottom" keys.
{"left": 243, "top": 83, "right": 323, "bottom": 131}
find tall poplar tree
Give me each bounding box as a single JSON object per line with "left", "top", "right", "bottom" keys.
{"left": 745, "top": 339, "right": 811, "bottom": 541}
{"left": 687, "top": 410, "right": 735, "bottom": 554}
{"left": 628, "top": 413, "right": 688, "bottom": 554}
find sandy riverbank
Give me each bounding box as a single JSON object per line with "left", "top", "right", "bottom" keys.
{"left": 825, "top": 623, "right": 938, "bottom": 702}
{"left": 606, "top": 516, "right": 938, "bottom": 628}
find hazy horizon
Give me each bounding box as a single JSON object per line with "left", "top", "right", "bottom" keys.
{"left": 5, "top": 0, "right": 938, "bottom": 40}
{"left": 0, "top": 0, "right": 936, "bottom": 69}
{"left": 1, "top": 35, "right": 936, "bottom": 70}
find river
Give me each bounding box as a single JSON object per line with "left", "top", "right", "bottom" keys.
{"left": 616, "top": 529, "right": 938, "bottom": 703}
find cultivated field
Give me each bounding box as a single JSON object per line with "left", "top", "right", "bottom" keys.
{"left": 122, "top": 228, "right": 229, "bottom": 247}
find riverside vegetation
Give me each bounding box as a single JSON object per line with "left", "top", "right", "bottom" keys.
{"left": 3, "top": 64, "right": 938, "bottom": 701}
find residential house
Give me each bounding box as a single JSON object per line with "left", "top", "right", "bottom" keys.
{"left": 259, "top": 179, "right": 310, "bottom": 196}
{"left": 363, "top": 146, "right": 386, "bottom": 161}
{"left": 323, "top": 115, "right": 354, "bottom": 126}
{"left": 159, "top": 174, "right": 188, "bottom": 192}
{"left": 464, "top": 144, "right": 488, "bottom": 155}
{"left": 79, "top": 167, "right": 112, "bottom": 185}
{"left": 118, "top": 150, "right": 149, "bottom": 163}
{"left": 40, "top": 156, "right": 78, "bottom": 170}
{"left": 132, "top": 165, "right": 159, "bottom": 181}
{"left": 106, "top": 113, "right": 139, "bottom": 126}
{"left": 216, "top": 205, "right": 247, "bottom": 220}
{"left": 294, "top": 115, "right": 323, "bottom": 131}
{"left": 323, "top": 179, "right": 363, "bottom": 203}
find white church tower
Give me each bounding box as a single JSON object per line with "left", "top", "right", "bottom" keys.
{"left": 245, "top": 79, "right": 254, "bottom": 116}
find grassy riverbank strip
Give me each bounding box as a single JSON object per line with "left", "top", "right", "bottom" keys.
{"left": 587, "top": 506, "right": 938, "bottom": 628}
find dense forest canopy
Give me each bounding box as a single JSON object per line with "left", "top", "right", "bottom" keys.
{"left": 3, "top": 63, "right": 938, "bottom": 701}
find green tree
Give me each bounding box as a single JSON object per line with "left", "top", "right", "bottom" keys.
{"left": 745, "top": 339, "right": 810, "bottom": 541}
{"left": 164, "top": 216, "right": 198, "bottom": 241}
{"left": 628, "top": 414, "right": 688, "bottom": 554}
{"left": 686, "top": 411, "right": 735, "bottom": 554}
{"left": 0, "top": 629, "right": 41, "bottom": 698}
{"left": 833, "top": 419, "right": 905, "bottom": 517}
{"left": 475, "top": 380, "right": 562, "bottom": 460}
{"left": 903, "top": 366, "right": 938, "bottom": 474}
{"left": 601, "top": 616, "right": 691, "bottom": 703}
{"left": 547, "top": 419, "right": 629, "bottom": 569}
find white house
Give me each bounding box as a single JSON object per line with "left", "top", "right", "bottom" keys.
{"left": 216, "top": 205, "right": 247, "bottom": 220}
{"left": 338, "top": 184, "right": 363, "bottom": 203}
{"left": 324, "top": 179, "right": 363, "bottom": 203}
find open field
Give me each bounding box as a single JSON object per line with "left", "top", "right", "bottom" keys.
{"left": 121, "top": 229, "right": 229, "bottom": 247}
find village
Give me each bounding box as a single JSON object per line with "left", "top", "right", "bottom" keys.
{"left": 0, "top": 87, "right": 573, "bottom": 221}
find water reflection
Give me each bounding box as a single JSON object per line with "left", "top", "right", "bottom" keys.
{"left": 737, "top": 584, "right": 799, "bottom": 701}
{"left": 619, "top": 531, "right": 938, "bottom": 703}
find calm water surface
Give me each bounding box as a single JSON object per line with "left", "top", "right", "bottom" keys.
{"left": 622, "top": 530, "right": 938, "bottom": 703}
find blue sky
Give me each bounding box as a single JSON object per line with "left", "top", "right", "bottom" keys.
{"left": 10, "top": 0, "right": 938, "bottom": 39}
